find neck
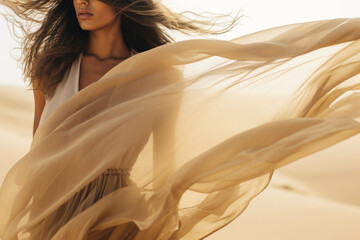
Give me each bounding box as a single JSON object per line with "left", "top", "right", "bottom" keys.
{"left": 85, "top": 18, "right": 130, "bottom": 60}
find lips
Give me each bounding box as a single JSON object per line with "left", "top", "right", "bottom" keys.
{"left": 78, "top": 9, "right": 93, "bottom": 19}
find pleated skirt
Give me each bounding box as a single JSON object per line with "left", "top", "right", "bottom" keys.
{"left": 30, "top": 168, "right": 139, "bottom": 240}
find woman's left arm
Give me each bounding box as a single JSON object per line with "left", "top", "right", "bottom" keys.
{"left": 152, "top": 68, "right": 183, "bottom": 188}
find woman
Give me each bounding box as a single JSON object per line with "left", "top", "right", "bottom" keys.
{"left": 1, "top": 0, "right": 360, "bottom": 239}
{"left": 33, "top": 0, "right": 134, "bottom": 134}
{"left": 30, "top": 0, "right": 183, "bottom": 238}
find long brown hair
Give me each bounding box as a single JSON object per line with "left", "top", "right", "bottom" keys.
{"left": 0, "top": 0, "right": 241, "bottom": 99}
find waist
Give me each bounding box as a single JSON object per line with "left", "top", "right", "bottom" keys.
{"left": 103, "top": 168, "right": 130, "bottom": 177}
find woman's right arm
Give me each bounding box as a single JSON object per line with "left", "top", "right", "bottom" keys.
{"left": 32, "top": 80, "right": 46, "bottom": 136}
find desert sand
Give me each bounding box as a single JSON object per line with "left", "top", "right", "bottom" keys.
{"left": 1, "top": 84, "right": 359, "bottom": 239}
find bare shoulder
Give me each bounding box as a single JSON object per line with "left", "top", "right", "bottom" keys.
{"left": 32, "top": 79, "right": 45, "bottom": 106}
{"left": 32, "top": 79, "right": 46, "bottom": 135}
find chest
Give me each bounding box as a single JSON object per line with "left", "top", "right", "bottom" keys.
{"left": 78, "top": 57, "right": 123, "bottom": 91}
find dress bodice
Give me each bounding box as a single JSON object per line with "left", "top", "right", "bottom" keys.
{"left": 37, "top": 50, "right": 149, "bottom": 171}
{"left": 38, "top": 52, "right": 83, "bottom": 127}
{"left": 38, "top": 51, "right": 137, "bottom": 127}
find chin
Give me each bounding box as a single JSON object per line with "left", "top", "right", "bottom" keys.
{"left": 78, "top": 23, "right": 98, "bottom": 31}
{"left": 80, "top": 26, "right": 94, "bottom": 31}
{"left": 78, "top": 20, "right": 118, "bottom": 32}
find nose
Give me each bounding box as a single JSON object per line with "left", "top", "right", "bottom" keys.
{"left": 78, "top": 0, "right": 88, "bottom": 5}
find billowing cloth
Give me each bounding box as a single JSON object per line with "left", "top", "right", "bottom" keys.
{"left": 0, "top": 18, "right": 360, "bottom": 239}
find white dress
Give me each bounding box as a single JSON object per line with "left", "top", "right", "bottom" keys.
{"left": 34, "top": 51, "right": 139, "bottom": 239}
{"left": 39, "top": 51, "right": 136, "bottom": 127}
{"left": 39, "top": 52, "right": 83, "bottom": 127}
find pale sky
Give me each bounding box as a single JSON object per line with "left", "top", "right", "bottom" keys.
{"left": 0, "top": 0, "right": 359, "bottom": 87}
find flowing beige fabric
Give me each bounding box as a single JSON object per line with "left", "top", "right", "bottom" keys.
{"left": 1, "top": 18, "right": 360, "bottom": 240}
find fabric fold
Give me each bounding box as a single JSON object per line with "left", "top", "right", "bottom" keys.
{"left": 1, "top": 18, "right": 360, "bottom": 239}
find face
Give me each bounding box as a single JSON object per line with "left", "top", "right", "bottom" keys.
{"left": 73, "top": 0, "right": 120, "bottom": 31}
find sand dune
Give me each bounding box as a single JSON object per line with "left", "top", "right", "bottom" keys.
{"left": 0, "top": 84, "right": 359, "bottom": 239}
{"left": 207, "top": 184, "right": 360, "bottom": 240}
{"left": 0, "top": 85, "right": 33, "bottom": 183}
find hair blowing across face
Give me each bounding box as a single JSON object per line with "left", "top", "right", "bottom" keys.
{"left": 0, "top": 0, "right": 241, "bottom": 99}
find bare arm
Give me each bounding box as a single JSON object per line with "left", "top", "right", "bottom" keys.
{"left": 152, "top": 69, "right": 183, "bottom": 188}
{"left": 153, "top": 103, "right": 179, "bottom": 188}
{"left": 32, "top": 81, "right": 46, "bottom": 136}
